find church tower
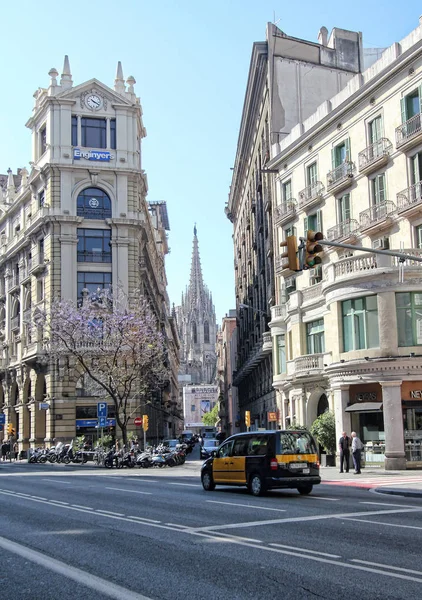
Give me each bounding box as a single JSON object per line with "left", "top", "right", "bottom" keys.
{"left": 175, "top": 226, "right": 217, "bottom": 384}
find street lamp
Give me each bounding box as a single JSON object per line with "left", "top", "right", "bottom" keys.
{"left": 238, "top": 303, "right": 267, "bottom": 317}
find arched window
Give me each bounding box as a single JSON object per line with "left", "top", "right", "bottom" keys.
{"left": 77, "top": 187, "right": 111, "bottom": 220}
{"left": 192, "top": 322, "right": 197, "bottom": 344}
{"left": 317, "top": 394, "right": 329, "bottom": 416}
{"left": 204, "top": 321, "right": 210, "bottom": 344}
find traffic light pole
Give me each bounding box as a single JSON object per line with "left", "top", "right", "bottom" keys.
{"left": 301, "top": 238, "right": 422, "bottom": 263}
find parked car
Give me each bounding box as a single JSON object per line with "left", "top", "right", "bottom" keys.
{"left": 200, "top": 439, "right": 220, "bottom": 459}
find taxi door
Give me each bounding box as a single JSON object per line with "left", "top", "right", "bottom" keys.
{"left": 212, "top": 440, "right": 234, "bottom": 483}
{"left": 229, "top": 437, "right": 248, "bottom": 484}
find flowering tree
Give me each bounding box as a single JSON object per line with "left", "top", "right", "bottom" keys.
{"left": 38, "top": 288, "right": 168, "bottom": 445}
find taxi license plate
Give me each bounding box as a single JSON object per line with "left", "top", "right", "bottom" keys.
{"left": 290, "top": 463, "right": 307, "bottom": 469}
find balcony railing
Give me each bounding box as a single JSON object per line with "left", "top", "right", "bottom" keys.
{"left": 298, "top": 181, "right": 325, "bottom": 209}
{"left": 327, "top": 161, "right": 355, "bottom": 192}
{"left": 396, "top": 113, "right": 422, "bottom": 148}
{"left": 270, "top": 304, "right": 287, "bottom": 321}
{"left": 359, "top": 200, "right": 396, "bottom": 230}
{"left": 262, "top": 332, "right": 272, "bottom": 353}
{"left": 273, "top": 200, "right": 297, "bottom": 225}
{"left": 77, "top": 251, "right": 112, "bottom": 263}
{"left": 334, "top": 254, "right": 378, "bottom": 278}
{"left": 397, "top": 181, "right": 422, "bottom": 214}
{"left": 11, "top": 315, "right": 20, "bottom": 330}
{"left": 327, "top": 219, "right": 360, "bottom": 241}
{"left": 287, "top": 352, "right": 331, "bottom": 377}
{"left": 301, "top": 282, "right": 323, "bottom": 304}
{"left": 358, "top": 138, "right": 392, "bottom": 172}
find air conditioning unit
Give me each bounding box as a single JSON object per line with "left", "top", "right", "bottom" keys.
{"left": 285, "top": 276, "right": 296, "bottom": 291}
{"left": 309, "top": 265, "right": 322, "bottom": 279}
{"left": 372, "top": 237, "right": 389, "bottom": 250}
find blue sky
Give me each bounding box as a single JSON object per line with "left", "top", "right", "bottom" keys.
{"left": 1, "top": 1, "right": 421, "bottom": 322}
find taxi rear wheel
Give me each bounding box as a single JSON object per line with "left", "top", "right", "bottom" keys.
{"left": 201, "top": 470, "right": 216, "bottom": 491}
{"left": 297, "top": 484, "right": 313, "bottom": 495}
{"left": 248, "top": 473, "right": 267, "bottom": 496}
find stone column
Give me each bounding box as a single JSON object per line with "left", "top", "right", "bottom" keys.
{"left": 332, "top": 385, "right": 350, "bottom": 465}
{"left": 381, "top": 380, "right": 406, "bottom": 470}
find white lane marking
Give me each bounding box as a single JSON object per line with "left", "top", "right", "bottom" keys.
{"left": 270, "top": 543, "right": 340, "bottom": 559}
{"left": 71, "top": 504, "right": 92, "bottom": 510}
{"left": 96, "top": 509, "right": 125, "bottom": 517}
{"left": 127, "top": 516, "right": 161, "bottom": 524}
{"left": 360, "top": 501, "right": 419, "bottom": 508}
{"left": 189, "top": 507, "right": 422, "bottom": 532}
{"left": 300, "top": 496, "right": 339, "bottom": 501}
{"left": 340, "top": 517, "right": 422, "bottom": 531}
{"left": 106, "top": 487, "right": 152, "bottom": 495}
{"left": 165, "top": 523, "right": 192, "bottom": 528}
{"left": 0, "top": 535, "right": 152, "bottom": 600}
{"left": 42, "top": 479, "right": 72, "bottom": 484}
{"left": 131, "top": 479, "right": 158, "bottom": 483}
{"left": 30, "top": 496, "right": 47, "bottom": 501}
{"left": 206, "top": 500, "right": 286, "bottom": 513}
{"left": 167, "top": 483, "right": 199, "bottom": 487}
{"left": 49, "top": 500, "right": 69, "bottom": 505}
{"left": 351, "top": 559, "right": 422, "bottom": 576}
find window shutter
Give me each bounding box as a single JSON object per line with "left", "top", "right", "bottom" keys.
{"left": 412, "top": 154, "right": 421, "bottom": 185}
{"left": 378, "top": 174, "right": 386, "bottom": 203}
{"left": 304, "top": 217, "right": 309, "bottom": 236}
{"left": 331, "top": 148, "right": 336, "bottom": 170}
{"left": 316, "top": 210, "right": 323, "bottom": 233}
{"left": 344, "top": 138, "right": 351, "bottom": 162}
{"left": 344, "top": 194, "right": 351, "bottom": 221}
{"left": 400, "top": 97, "right": 407, "bottom": 124}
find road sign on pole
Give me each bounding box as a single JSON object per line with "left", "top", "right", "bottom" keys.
{"left": 0, "top": 414, "right": 5, "bottom": 425}
{"left": 97, "top": 402, "right": 108, "bottom": 418}
{"left": 98, "top": 416, "right": 107, "bottom": 428}
{"left": 134, "top": 417, "right": 143, "bottom": 426}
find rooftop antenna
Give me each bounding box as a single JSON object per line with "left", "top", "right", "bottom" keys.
{"left": 273, "top": 11, "right": 281, "bottom": 26}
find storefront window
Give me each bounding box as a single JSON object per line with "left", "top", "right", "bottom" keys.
{"left": 403, "top": 403, "right": 422, "bottom": 462}
{"left": 396, "top": 292, "right": 422, "bottom": 346}
{"left": 342, "top": 296, "right": 379, "bottom": 351}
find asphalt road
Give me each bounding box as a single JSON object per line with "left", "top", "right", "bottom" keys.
{"left": 1, "top": 458, "right": 422, "bottom": 600}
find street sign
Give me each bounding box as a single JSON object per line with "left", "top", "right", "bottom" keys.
{"left": 98, "top": 416, "right": 107, "bottom": 427}
{"left": 0, "top": 414, "right": 5, "bottom": 425}
{"left": 0, "top": 425, "right": 3, "bottom": 432}
{"left": 134, "top": 417, "right": 143, "bottom": 426}
{"left": 39, "top": 403, "right": 50, "bottom": 410}
{"left": 97, "top": 402, "right": 108, "bottom": 418}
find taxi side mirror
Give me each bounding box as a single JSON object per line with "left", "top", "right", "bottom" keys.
{"left": 211, "top": 450, "right": 217, "bottom": 457}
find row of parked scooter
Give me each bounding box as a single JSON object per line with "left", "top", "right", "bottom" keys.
{"left": 27, "top": 441, "right": 189, "bottom": 468}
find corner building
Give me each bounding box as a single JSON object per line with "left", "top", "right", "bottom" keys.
{"left": 269, "top": 17, "right": 422, "bottom": 469}
{"left": 0, "top": 57, "right": 180, "bottom": 449}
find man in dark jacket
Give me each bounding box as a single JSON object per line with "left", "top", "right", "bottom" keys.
{"left": 338, "top": 431, "right": 350, "bottom": 473}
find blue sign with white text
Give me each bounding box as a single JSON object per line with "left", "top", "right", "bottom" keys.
{"left": 97, "top": 402, "right": 108, "bottom": 418}
{"left": 98, "top": 416, "right": 107, "bottom": 427}
{"left": 76, "top": 418, "right": 115, "bottom": 428}
{"left": 73, "top": 148, "right": 114, "bottom": 162}
{"left": 0, "top": 414, "right": 5, "bottom": 425}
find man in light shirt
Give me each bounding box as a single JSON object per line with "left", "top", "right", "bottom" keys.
{"left": 351, "top": 431, "right": 364, "bottom": 474}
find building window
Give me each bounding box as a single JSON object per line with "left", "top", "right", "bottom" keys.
{"left": 39, "top": 238, "right": 44, "bottom": 259}
{"left": 38, "top": 190, "right": 45, "bottom": 208}
{"left": 284, "top": 225, "right": 296, "bottom": 239}
{"left": 332, "top": 139, "right": 350, "bottom": 168}
{"left": 39, "top": 125, "right": 47, "bottom": 156}
{"left": 281, "top": 180, "right": 292, "bottom": 202}
{"left": 306, "top": 319, "right": 325, "bottom": 354}
{"left": 72, "top": 116, "right": 78, "bottom": 146}
{"left": 307, "top": 162, "right": 317, "bottom": 186}
{"left": 415, "top": 225, "right": 422, "bottom": 249}
{"left": 338, "top": 193, "right": 351, "bottom": 222}
{"left": 37, "top": 279, "right": 44, "bottom": 302}
{"left": 304, "top": 210, "right": 322, "bottom": 235}
{"left": 396, "top": 292, "right": 422, "bottom": 346}
{"left": 342, "top": 296, "right": 379, "bottom": 352}
{"left": 371, "top": 174, "right": 386, "bottom": 205}
{"left": 110, "top": 119, "right": 116, "bottom": 149}
{"left": 368, "top": 116, "right": 383, "bottom": 144}
{"left": 401, "top": 88, "right": 421, "bottom": 122}
{"left": 191, "top": 405, "right": 195, "bottom": 412}
{"left": 77, "top": 187, "right": 112, "bottom": 220}
{"left": 276, "top": 335, "right": 286, "bottom": 374}
{"left": 77, "top": 272, "right": 112, "bottom": 303}
{"left": 204, "top": 321, "right": 210, "bottom": 344}
{"left": 81, "top": 117, "right": 107, "bottom": 149}
{"left": 410, "top": 151, "right": 422, "bottom": 185}
{"left": 77, "top": 229, "right": 111, "bottom": 263}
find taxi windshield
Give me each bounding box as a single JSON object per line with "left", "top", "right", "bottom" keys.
{"left": 279, "top": 431, "right": 317, "bottom": 455}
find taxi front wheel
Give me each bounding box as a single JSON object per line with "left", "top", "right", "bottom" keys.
{"left": 248, "top": 473, "right": 267, "bottom": 496}
{"left": 201, "top": 470, "right": 216, "bottom": 491}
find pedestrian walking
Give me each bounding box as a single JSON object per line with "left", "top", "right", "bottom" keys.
{"left": 351, "top": 431, "right": 364, "bottom": 474}
{"left": 1, "top": 441, "right": 7, "bottom": 461}
{"left": 13, "top": 442, "right": 18, "bottom": 461}
{"left": 338, "top": 431, "right": 351, "bottom": 473}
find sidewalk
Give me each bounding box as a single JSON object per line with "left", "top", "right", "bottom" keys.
{"left": 321, "top": 466, "right": 422, "bottom": 498}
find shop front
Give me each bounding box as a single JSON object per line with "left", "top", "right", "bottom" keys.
{"left": 401, "top": 382, "right": 422, "bottom": 468}
{"left": 75, "top": 405, "right": 116, "bottom": 446}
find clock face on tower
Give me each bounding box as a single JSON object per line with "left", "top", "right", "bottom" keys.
{"left": 85, "top": 94, "right": 102, "bottom": 110}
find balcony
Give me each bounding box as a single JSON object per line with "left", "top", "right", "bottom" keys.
{"left": 287, "top": 352, "right": 332, "bottom": 378}
{"left": 358, "top": 138, "right": 392, "bottom": 175}
{"left": 359, "top": 200, "right": 396, "bottom": 234}
{"left": 397, "top": 182, "right": 422, "bottom": 218}
{"left": 274, "top": 254, "right": 289, "bottom": 276}
{"left": 326, "top": 219, "right": 360, "bottom": 243}
{"left": 270, "top": 304, "right": 287, "bottom": 326}
{"left": 28, "top": 253, "right": 47, "bottom": 275}
{"left": 326, "top": 162, "right": 355, "bottom": 194}
{"left": 8, "top": 275, "right": 20, "bottom": 293}
{"left": 262, "top": 332, "right": 272, "bottom": 353}
{"left": 301, "top": 282, "right": 323, "bottom": 305}
{"left": 273, "top": 200, "right": 297, "bottom": 226}
{"left": 396, "top": 113, "right": 422, "bottom": 150}
{"left": 298, "top": 181, "right": 325, "bottom": 211}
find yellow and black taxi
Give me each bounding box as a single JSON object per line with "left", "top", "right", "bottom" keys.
{"left": 200, "top": 430, "right": 321, "bottom": 496}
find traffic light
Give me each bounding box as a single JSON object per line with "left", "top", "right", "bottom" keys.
{"left": 143, "top": 414, "right": 149, "bottom": 431}
{"left": 280, "top": 235, "right": 300, "bottom": 271}
{"left": 6, "top": 423, "right": 15, "bottom": 436}
{"left": 303, "top": 230, "right": 324, "bottom": 269}
{"left": 245, "top": 411, "right": 251, "bottom": 428}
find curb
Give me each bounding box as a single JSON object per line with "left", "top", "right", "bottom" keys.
{"left": 373, "top": 487, "right": 422, "bottom": 498}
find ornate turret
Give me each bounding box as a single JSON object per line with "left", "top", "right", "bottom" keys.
{"left": 60, "top": 55, "right": 73, "bottom": 90}
{"left": 114, "top": 61, "right": 126, "bottom": 95}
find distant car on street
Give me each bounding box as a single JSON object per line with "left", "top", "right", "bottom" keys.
{"left": 163, "top": 439, "right": 185, "bottom": 451}
{"left": 200, "top": 439, "right": 220, "bottom": 459}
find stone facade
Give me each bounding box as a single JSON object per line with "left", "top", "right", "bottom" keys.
{"left": 269, "top": 17, "right": 422, "bottom": 469}
{"left": 0, "top": 57, "right": 180, "bottom": 449}
{"left": 216, "top": 310, "right": 238, "bottom": 436}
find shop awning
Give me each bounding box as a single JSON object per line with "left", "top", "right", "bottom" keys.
{"left": 345, "top": 402, "right": 383, "bottom": 413}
